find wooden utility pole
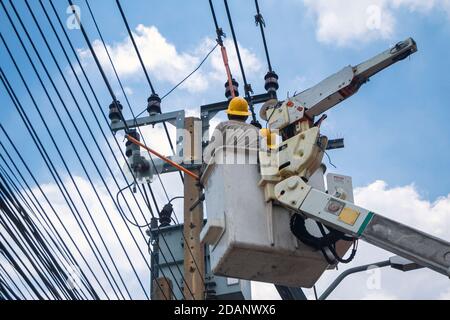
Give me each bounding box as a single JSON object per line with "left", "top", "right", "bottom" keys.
{"left": 152, "top": 278, "right": 173, "bottom": 300}
{"left": 183, "top": 117, "right": 205, "bottom": 300}
{"left": 150, "top": 218, "right": 173, "bottom": 300}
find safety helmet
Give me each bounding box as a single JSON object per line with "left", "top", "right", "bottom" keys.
{"left": 226, "top": 97, "right": 251, "bottom": 117}
{"left": 260, "top": 128, "right": 276, "bottom": 149}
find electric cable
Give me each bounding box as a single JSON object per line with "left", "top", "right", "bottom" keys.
{"left": 208, "top": 0, "right": 237, "bottom": 99}
{"left": 48, "top": 0, "right": 188, "bottom": 300}
{"left": 115, "top": 0, "right": 182, "bottom": 182}
{"left": 82, "top": 0, "right": 202, "bottom": 297}
{"left": 0, "top": 164, "right": 94, "bottom": 300}
{"left": 0, "top": 65, "right": 114, "bottom": 299}
{"left": 67, "top": 0, "right": 194, "bottom": 299}
{"left": 223, "top": 0, "right": 260, "bottom": 127}
{"left": 161, "top": 43, "right": 219, "bottom": 100}
{"left": 0, "top": 21, "right": 125, "bottom": 298}
{"left": 254, "top": 0, "right": 273, "bottom": 72}
{"left": 7, "top": 0, "right": 156, "bottom": 298}
{"left": 0, "top": 146, "right": 103, "bottom": 300}
{"left": 81, "top": 1, "right": 195, "bottom": 299}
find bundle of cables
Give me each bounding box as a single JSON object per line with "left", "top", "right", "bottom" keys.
{"left": 290, "top": 213, "right": 358, "bottom": 265}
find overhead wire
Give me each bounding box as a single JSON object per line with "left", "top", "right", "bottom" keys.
{"left": 0, "top": 65, "right": 112, "bottom": 299}
{"left": 0, "top": 3, "right": 127, "bottom": 297}
{"left": 132, "top": 42, "right": 219, "bottom": 121}
{"left": 67, "top": 0, "right": 194, "bottom": 299}
{"left": 0, "top": 170, "right": 86, "bottom": 300}
{"left": 0, "top": 175, "right": 81, "bottom": 300}
{"left": 116, "top": 183, "right": 153, "bottom": 228}
{"left": 0, "top": 134, "right": 101, "bottom": 300}
{"left": 83, "top": 0, "right": 176, "bottom": 210}
{"left": 0, "top": 130, "right": 108, "bottom": 299}
{"left": 0, "top": 0, "right": 225, "bottom": 300}
{"left": 0, "top": 239, "right": 45, "bottom": 299}
{"left": 0, "top": 263, "right": 27, "bottom": 300}
{"left": 0, "top": 160, "right": 98, "bottom": 301}
{"left": 16, "top": 0, "right": 179, "bottom": 300}
{"left": 81, "top": 0, "right": 193, "bottom": 299}
{"left": 44, "top": 0, "right": 179, "bottom": 300}
{"left": 0, "top": 161, "right": 88, "bottom": 295}
{"left": 223, "top": 0, "right": 260, "bottom": 126}
{"left": 44, "top": 0, "right": 176, "bottom": 300}
{"left": 115, "top": 0, "right": 183, "bottom": 183}
{"left": 0, "top": 142, "right": 103, "bottom": 300}
{"left": 254, "top": 0, "right": 273, "bottom": 72}
{"left": 208, "top": 0, "right": 237, "bottom": 99}
{"left": 161, "top": 43, "right": 219, "bottom": 101}
{"left": 0, "top": 164, "right": 94, "bottom": 300}
{"left": 83, "top": 0, "right": 203, "bottom": 298}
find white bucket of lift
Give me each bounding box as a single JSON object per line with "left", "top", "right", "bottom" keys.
{"left": 200, "top": 123, "right": 351, "bottom": 288}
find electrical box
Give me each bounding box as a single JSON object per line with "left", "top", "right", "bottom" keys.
{"left": 201, "top": 152, "right": 352, "bottom": 288}
{"left": 151, "top": 223, "right": 251, "bottom": 300}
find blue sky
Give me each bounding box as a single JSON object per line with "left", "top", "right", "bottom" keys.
{"left": 1, "top": 0, "right": 450, "bottom": 300}
{"left": 2, "top": 0, "right": 449, "bottom": 199}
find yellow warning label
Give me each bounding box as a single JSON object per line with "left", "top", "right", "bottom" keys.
{"left": 338, "top": 207, "right": 360, "bottom": 226}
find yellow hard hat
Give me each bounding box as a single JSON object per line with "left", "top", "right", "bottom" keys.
{"left": 260, "top": 128, "right": 276, "bottom": 149}
{"left": 226, "top": 97, "right": 251, "bottom": 117}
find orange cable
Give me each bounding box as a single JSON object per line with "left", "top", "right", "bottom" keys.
{"left": 221, "top": 46, "right": 236, "bottom": 98}
{"left": 125, "top": 134, "right": 199, "bottom": 180}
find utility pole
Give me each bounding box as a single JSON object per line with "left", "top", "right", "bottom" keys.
{"left": 152, "top": 277, "right": 173, "bottom": 300}
{"left": 183, "top": 117, "right": 205, "bottom": 300}
{"left": 150, "top": 217, "right": 174, "bottom": 300}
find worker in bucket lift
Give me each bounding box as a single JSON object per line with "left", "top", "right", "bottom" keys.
{"left": 203, "top": 97, "right": 260, "bottom": 166}
{"left": 225, "top": 96, "right": 250, "bottom": 123}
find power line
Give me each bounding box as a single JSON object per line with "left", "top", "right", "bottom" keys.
{"left": 114, "top": 0, "right": 183, "bottom": 183}
{"left": 82, "top": 1, "right": 202, "bottom": 298}
{"left": 44, "top": 0, "right": 178, "bottom": 300}
{"left": 0, "top": 2, "right": 128, "bottom": 296}
{"left": 0, "top": 63, "right": 114, "bottom": 299}
{"left": 161, "top": 43, "right": 219, "bottom": 100}
{"left": 0, "top": 163, "right": 96, "bottom": 300}
{"left": 223, "top": 0, "right": 260, "bottom": 127}
{"left": 0, "top": 175, "right": 83, "bottom": 300}
{"left": 0, "top": 143, "right": 103, "bottom": 299}
{"left": 134, "top": 42, "right": 219, "bottom": 124}
{"left": 254, "top": 0, "right": 273, "bottom": 72}
{"left": 115, "top": 0, "right": 155, "bottom": 94}
{"left": 66, "top": 0, "right": 193, "bottom": 299}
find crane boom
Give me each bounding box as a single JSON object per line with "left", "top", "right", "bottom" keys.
{"left": 274, "top": 176, "right": 450, "bottom": 277}
{"left": 259, "top": 37, "right": 450, "bottom": 279}
{"left": 283, "top": 38, "right": 417, "bottom": 118}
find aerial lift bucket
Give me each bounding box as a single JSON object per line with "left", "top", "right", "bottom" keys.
{"left": 200, "top": 124, "right": 351, "bottom": 288}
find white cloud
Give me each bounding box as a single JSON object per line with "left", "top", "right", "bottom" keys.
{"left": 303, "top": 0, "right": 450, "bottom": 46}
{"left": 78, "top": 25, "right": 262, "bottom": 94}
{"left": 354, "top": 180, "right": 450, "bottom": 238}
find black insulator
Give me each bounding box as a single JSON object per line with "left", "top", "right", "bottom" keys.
{"left": 225, "top": 78, "right": 239, "bottom": 100}
{"left": 244, "top": 83, "right": 254, "bottom": 95}
{"left": 264, "top": 71, "right": 279, "bottom": 93}
{"left": 125, "top": 129, "right": 140, "bottom": 158}
{"left": 159, "top": 203, "right": 173, "bottom": 227}
{"left": 108, "top": 100, "right": 123, "bottom": 123}
{"left": 147, "top": 93, "right": 162, "bottom": 115}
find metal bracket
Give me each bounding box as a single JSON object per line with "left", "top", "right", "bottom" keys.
{"left": 111, "top": 110, "right": 185, "bottom": 159}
